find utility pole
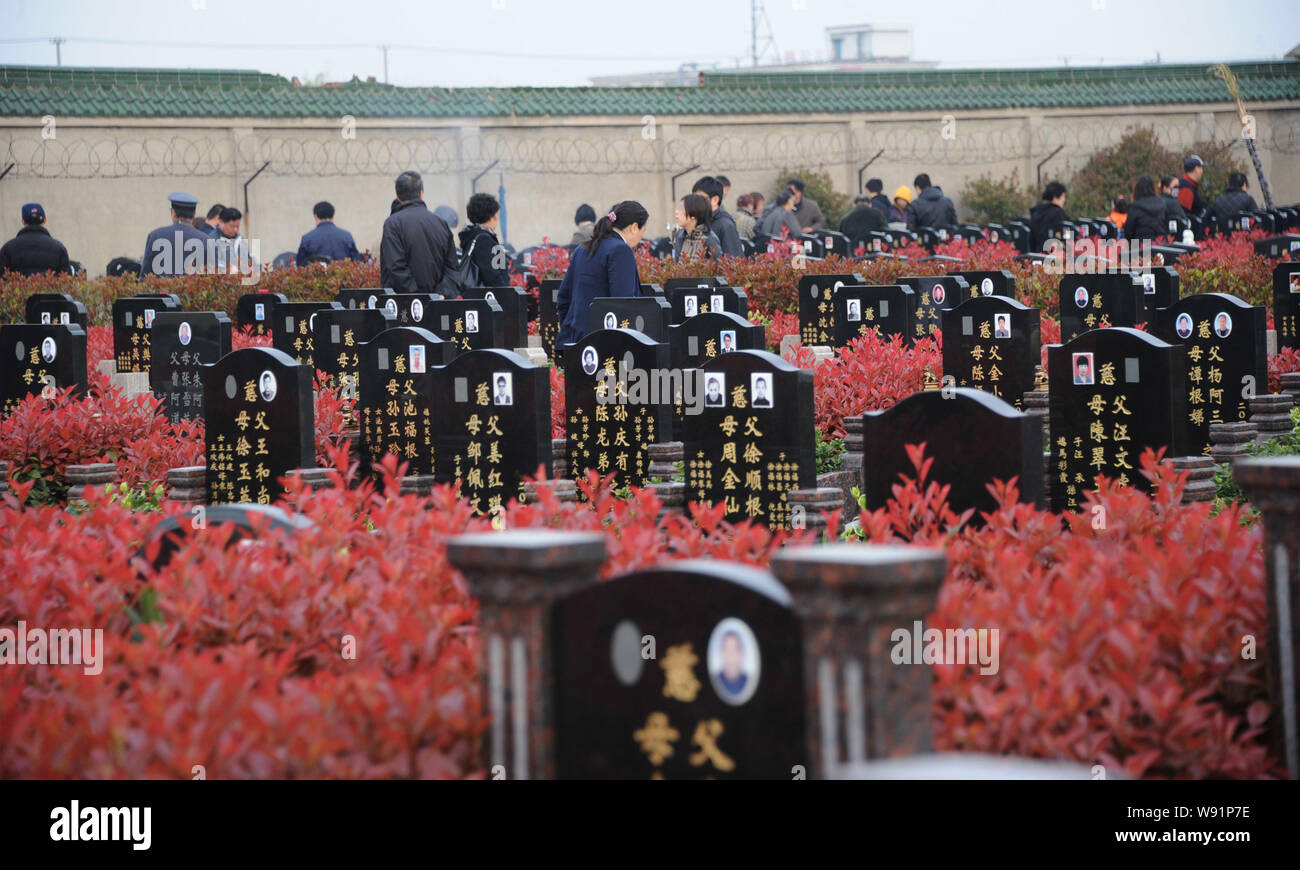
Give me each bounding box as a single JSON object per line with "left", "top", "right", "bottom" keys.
{"left": 51, "top": 37, "right": 64, "bottom": 66}
{"left": 381, "top": 45, "right": 389, "bottom": 84}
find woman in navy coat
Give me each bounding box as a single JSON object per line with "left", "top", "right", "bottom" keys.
{"left": 555, "top": 200, "right": 649, "bottom": 354}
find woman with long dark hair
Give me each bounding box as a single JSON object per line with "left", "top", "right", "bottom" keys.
{"left": 555, "top": 200, "right": 649, "bottom": 353}
{"left": 1124, "top": 175, "right": 1166, "bottom": 241}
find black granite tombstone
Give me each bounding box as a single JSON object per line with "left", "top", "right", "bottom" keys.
{"left": 462, "top": 286, "right": 528, "bottom": 350}
{"left": 1273, "top": 262, "right": 1300, "bottom": 351}
{"left": 335, "top": 287, "right": 392, "bottom": 310}
{"left": 311, "top": 307, "right": 394, "bottom": 395}
{"left": 378, "top": 293, "right": 442, "bottom": 328}
{"left": 1151, "top": 293, "right": 1267, "bottom": 455}
{"left": 137, "top": 504, "right": 315, "bottom": 574}
{"left": 552, "top": 561, "right": 804, "bottom": 779}
{"left": 422, "top": 298, "right": 505, "bottom": 354}
{"left": 940, "top": 297, "right": 1041, "bottom": 410}
{"left": 235, "top": 292, "right": 287, "bottom": 337}
{"left": 948, "top": 270, "right": 1016, "bottom": 301}
{"left": 539, "top": 278, "right": 562, "bottom": 363}
{"left": 668, "top": 311, "right": 767, "bottom": 370}
{"left": 588, "top": 296, "right": 673, "bottom": 342}
{"left": 428, "top": 349, "right": 553, "bottom": 514}
{"left": 797, "top": 273, "right": 867, "bottom": 346}
{"left": 666, "top": 283, "right": 748, "bottom": 324}
{"left": 832, "top": 285, "right": 916, "bottom": 347}
{"left": 860, "top": 388, "right": 1045, "bottom": 519}
{"left": 897, "top": 275, "right": 969, "bottom": 343}
{"left": 563, "top": 329, "right": 671, "bottom": 489}
{"left": 682, "top": 350, "right": 815, "bottom": 529}
{"left": 357, "top": 326, "right": 456, "bottom": 478}
{"left": 1254, "top": 235, "right": 1300, "bottom": 259}
{"left": 1047, "top": 328, "right": 1187, "bottom": 512}
{"left": 1136, "top": 266, "right": 1179, "bottom": 310}
{"left": 200, "top": 347, "right": 315, "bottom": 505}
{"left": 1057, "top": 274, "right": 1148, "bottom": 343}
{"left": 112, "top": 294, "right": 182, "bottom": 374}
{"left": 149, "top": 311, "right": 232, "bottom": 423}
{"left": 24, "top": 293, "right": 88, "bottom": 332}
{"left": 0, "top": 323, "right": 87, "bottom": 413}
{"left": 271, "top": 301, "right": 342, "bottom": 370}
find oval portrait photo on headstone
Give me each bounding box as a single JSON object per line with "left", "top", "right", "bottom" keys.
{"left": 931, "top": 284, "right": 946, "bottom": 305}
{"left": 981, "top": 278, "right": 994, "bottom": 296}
{"left": 1214, "top": 311, "right": 1232, "bottom": 338}
{"left": 258, "top": 369, "right": 278, "bottom": 402}
{"left": 1074, "top": 287, "right": 1088, "bottom": 308}
{"left": 708, "top": 617, "right": 761, "bottom": 706}
{"left": 367, "top": 294, "right": 378, "bottom": 309}
{"left": 385, "top": 299, "right": 398, "bottom": 318}
{"left": 179, "top": 321, "right": 192, "bottom": 346}
{"left": 581, "top": 345, "right": 599, "bottom": 376}
{"left": 1175, "top": 312, "right": 1193, "bottom": 340}
{"left": 411, "top": 298, "right": 424, "bottom": 323}
{"left": 603, "top": 312, "right": 617, "bottom": 330}
{"left": 40, "top": 336, "right": 57, "bottom": 364}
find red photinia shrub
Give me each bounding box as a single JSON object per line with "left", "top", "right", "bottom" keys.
{"left": 1181, "top": 230, "right": 1275, "bottom": 308}
{"left": 233, "top": 328, "right": 273, "bottom": 350}
{"left": 855, "top": 445, "right": 1276, "bottom": 779}
{"left": 313, "top": 371, "right": 353, "bottom": 466}
{"left": 523, "top": 244, "right": 572, "bottom": 281}
{"left": 549, "top": 365, "right": 565, "bottom": 441}
{"left": 1268, "top": 347, "right": 1300, "bottom": 395}
{"left": 757, "top": 308, "right": 800, "bottom": 352}
{"left": 786, "top": 330, "right": 943, "bottom": 439}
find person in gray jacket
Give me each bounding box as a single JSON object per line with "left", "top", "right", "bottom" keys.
{"left": 758, "top": 190, "right": 804, "bottom": 240}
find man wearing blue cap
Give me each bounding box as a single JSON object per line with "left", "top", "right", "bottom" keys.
{"left": 140, "top": 192, "right": 210, "bottom": 277}
{"left": 0, "top": 203, "right": 72, "bottom": 276}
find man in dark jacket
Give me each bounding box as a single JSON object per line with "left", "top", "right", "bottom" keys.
{"left": 140, "top": 192, "right": 210, "bottom": 277}
{"left": 1124, "top": 175, "right": 1167, "bottom": 241}
{"left": 296, "top": 201, "right": 362, "bottom": 265}
{"left": 380, "top": 170, "right": 458, "bottom": 295}
{"left": 1028, "top": 181, "right": 1069, "bottom": 251}
{"left": 693, "top": 176, "right": 742, "bottom": 256}
{"left": 906, "top": 174, "right": 958, "bottom": 231}
{"left": 839, "top": 195, "right": 888, "bottom": 242}
{"left": 460, "top": 192, "right": 511, "bottom": 287}
{"left": 1207, "top": 172, "right": 1260, "bottom": 227}
{"left": 0, "top": 203, "right": 71, "bottom": 276}
{"left": 864, "top": 178, "right": 891, "bottom": 216}
{"left": 786, "top": 178, "right": 826, "bottom": 232}
{"left": 1177, "top": 155, "right": 1207, "bottom": 217}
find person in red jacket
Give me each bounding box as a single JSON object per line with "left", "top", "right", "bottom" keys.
{"left": 1177, "top": 155, "right": 1206, "bottom": 217}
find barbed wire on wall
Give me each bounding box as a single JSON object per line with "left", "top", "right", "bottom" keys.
{"left": 3, "top": 117, "right": 1297, "bottom": 180}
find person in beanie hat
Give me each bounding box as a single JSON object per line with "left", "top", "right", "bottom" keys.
{"left": 0, "top": 203, "right": 72, "bottom": 276}
{"left": 889, "top": 185, "right": 913, "bottom": 225}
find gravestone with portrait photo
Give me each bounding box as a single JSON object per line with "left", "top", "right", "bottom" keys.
{"left": 897, "top": 275, "right": 969, "bottom": 344}
{"left": 682, "top": 350, "right": 815, "bottom": 529}
{"left": 112, "top": 294, "right": 182, "bottom": 374}
{"left": 149, "top": 311, "right": 232, "bottom": 424}
{"left": 1057, "top": 274, "right": 1148, "bottom": 343}
{"left": 1138, "top": 266, "right": 1180, "bottom": 309}
{"left": 271, "top": 301, "right": 342, "bottom": 370}
{"left": 588, "top": 296, "right": 673, "bottom": 343}
{"left": 1274, "top": 262, "right": 1300, "bottom": 351}
{"left": 832, "top": 284, "right": 916, "bottom": 347}
{"left": 1047, "top": 328, "right": 1187, "bottom": 512}
{"left": 24, "top": 293, "right": 88, "bottom": 332}
{"left": 639, "top": 283, "right": 665, "bottom": 299}
{"left": 427, "top": 349, "right": 552, "bottom": 515}
{"left": 311, "top": 307, "right": 394, "bottom": 396}
{"left": 797, "top": 273, "right": 867, "bottom": 346}
{"left": 235, "top": 292, "right": 287, "bottom": 337}
{"left": 422, "top": 298, "right": 505, "bottom": 354}
{"left": 1151, "top": 293, "right": 1266, "bottom": 455}
{"left": 948, "top": 270, "right": 1016, "bottom": 301}
{"left": 859, "top": 388, "right": 1045, "bottom": 519}
{"left": 538, "top": 278, "right": 562, "bottom": 363}
{"left": 940, "top": 296, "right": 1041, "bottom": 410}
{"left": 462, "top": 286, "right": 528, "bottom": 350}
{"left": 552, "top": 561, "right": 804, "bottom": 779}
{"left": 667, "top": 311, "right": 767, "bottom": 371}
{"left": 377, "top": 292, "right": 442, "bottom": 328}
{"left": 563, "top": 329, "right": 671, "bottom": 489}
{"left": 200, "top": 346, "right": 315, "bottom": 505}
{"left": 0, "top": 323, "right": 87, "bottom": 413}
{"left": 665, "top": 283, "right": 748, "bottom": 324}
{"left": 357, "top": 326, "right": 456, "bottom": 478}
{"left": 335, "top": 287, "right": 392, "bottom": 311}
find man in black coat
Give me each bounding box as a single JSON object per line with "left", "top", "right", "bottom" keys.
{"left": 380, "top": 170, "right": 458, "bottom": 295}
{"left": 864, "top": 178, "right": 892, "bottom": 216}
{"left": 906, "top": 173, "right": 958, "bottom": 231}
{"left": 140, "top": 193, "right": 210, "bottom": 277}
{"left": 693, "top": 176, "right": 742, "bottom": 256}
{"left": 839, "top": 195, "right": 888, "bottom": 242}
{"left": 1028, "top": 181, "right": 1069, "bottom": 251}
{"left": 0, "top": 203, "right": 71, "bottom": 276}
{"left": 1207, "top": 172, "right": 1260, "bottom": 227}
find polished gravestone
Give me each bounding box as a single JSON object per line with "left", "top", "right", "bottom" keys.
{"left": 588, "top": 296, "right": 673, "bottom": 342}
{"left": 271, "top": 301, "right": 342, "bottom": 370}
{"left": 859, "top": 388, "right": 1045, "bottom": 520}
{"left": 428, "top": 349, "right": 552, "bottom": 514}
{"left": 200, "top": 347, "right": 314, "bottom": 505}
{"left": 897, "top": 275, "right": 968, "bottom": 343}
{"left": 112, "top": 294, "right": 182, "bottom": 374}
{"left": 421, "top": 298, "right": 506, "bottom": 354}
{"left": 552, "top": 561, "right": 804, "bottom": 779}
{"left": 1057, "top": 274, "right": 1148, "bottom": 343}
{"left": 139, "top": 504, "right": 315, "bottom": 574}
{"left": 357, "top": 326, "right": 456, "bottom": 478}
{"left": 0, "top": 323, "right": 87, "bottom": 413}
{"left": 149, "top": 311, "right": 232, "bottom": 423}
{"left": 235, "top": 291, "right": 287, "bottom": 337}
{"left": 832, "top": 285, "right": 916, "bottom": 347}
{"left": 539, "top": 278, "right": 562, "bottom": 362}
{"left": 682, "top": 350, "right": 815, "bottom": 529}
{"left": 1151, "top": 293, "right": 1267, "bottom": 455}
{"left": 1274, "top": 262, "right": 1300, "bottom": 352}
{"left": 665, "top": 283, "right": 748, "bottom": 324}
{"left": 940, "top": 296, "right": 1041, "bottom": 410}
{"left": 563, "top": 329, "right": 671, "bottom": 489}
{"left": 948, "top": 270, "right": 1016, "bottom": 301}
{"left": 378, "top": 293, "right": 442, "bottom": 328}
{"left": 335, "top": 287, "right": 392, "bottom": 310}
{"left": 1137, "top": 266, "right": 1179, "bottom": 310}
{"left": 311, "top": 307, "right": 394, "bottom": 394}
{"left": 462, "top": 287, "right": 528, "bottom": 350}
{"left": 1048, "top": 328, "right": 1187, "bottom": 512}
{"left": 797, "top": 273, "right": 867, "bottom": 346}
{"left": 24, "top": 293, "right": 88, "bottom": 332}
{"left": 668, "top": 311, "right": 767, "bottom": 371}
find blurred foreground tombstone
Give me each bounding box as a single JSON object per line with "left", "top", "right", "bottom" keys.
{"left": 1235, "top": 456, "right": 1300, "bottom": 779}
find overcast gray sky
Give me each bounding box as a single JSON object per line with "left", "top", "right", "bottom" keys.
{"left": 2, "top": 0, "right": 1296, "bottom": 87}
